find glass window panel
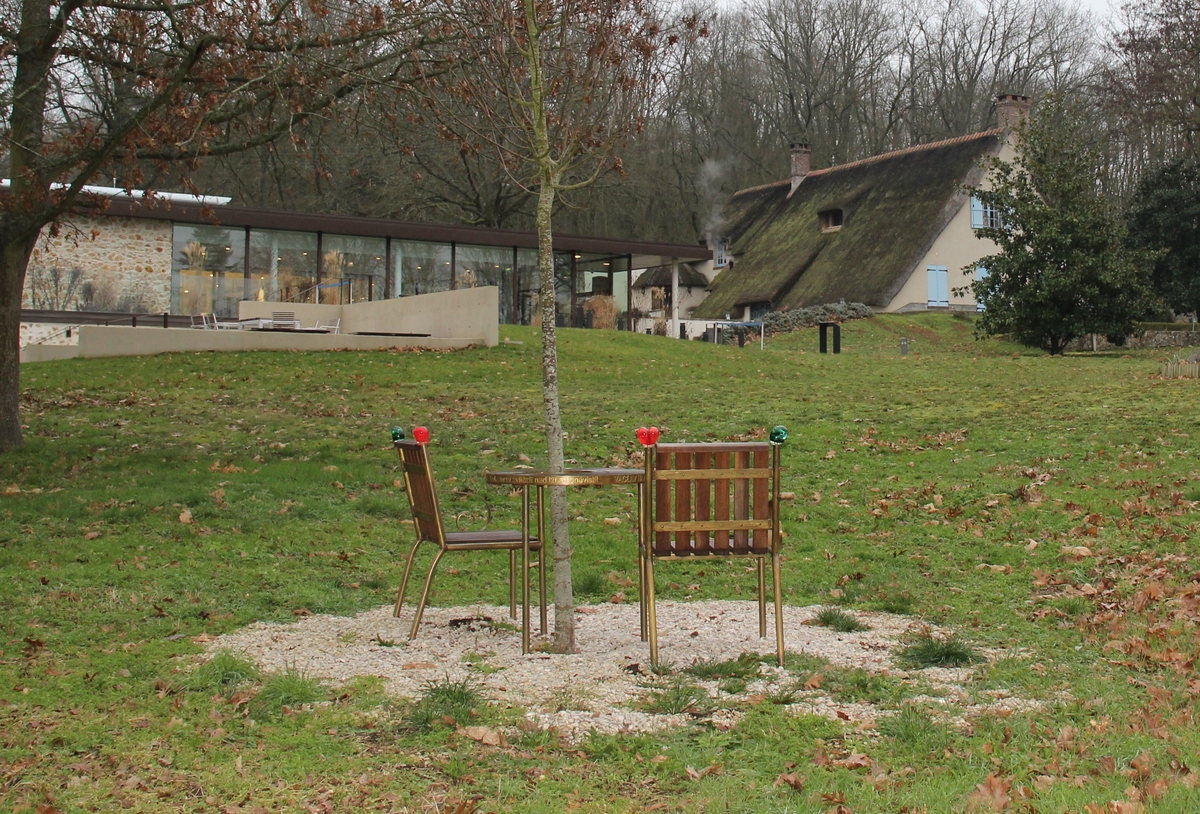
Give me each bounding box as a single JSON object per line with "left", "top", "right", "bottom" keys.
{"left": 455, "top": 243, "right": 514, "bottom": 324}
{"left": 574, "top": 253, "right": 628, "bottom": 329}
{"left": 516, "top": 248, "right": 540, "bottom": 325}
{"left": 322, "top": 234, "right": 386, "bottom": 304}
{"left": 247, "top": 229, "right": 318, "bottom": 305}
{"left": 392, "top": 240, "right": 452, "bottom": 297}
{"left": 555, "top": 252, "right": 574, "bottom": 327}
{"left": 172, "top": 224, "right": 244, "bottom": 317}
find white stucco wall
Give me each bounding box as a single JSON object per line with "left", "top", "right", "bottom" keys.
{"left": 884, "top": 138, "right": 1016, "bottom": 313}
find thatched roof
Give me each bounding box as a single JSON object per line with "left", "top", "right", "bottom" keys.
{"left": 632, "top": 264, "right": 710, "bottom": 289}
{"left": 693, "top": 131, "right": 1003, "bottom": 318}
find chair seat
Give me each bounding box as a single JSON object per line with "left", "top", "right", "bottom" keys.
{"left": 444, "top": 530, "right": 542, "bottom": 550}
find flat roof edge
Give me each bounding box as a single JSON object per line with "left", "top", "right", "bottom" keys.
{"left": 93, "top": 199, "right": 712, "bottom": 261}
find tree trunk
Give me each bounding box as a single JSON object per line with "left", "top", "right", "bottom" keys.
{"left": 1, "top": 0, "right": 53, "bottom": 451}
{"left": 535, "top": 181, "right": 575, "bottom": 653}
{"left": 0, "top": 238, "right": 34, "bottom": 451}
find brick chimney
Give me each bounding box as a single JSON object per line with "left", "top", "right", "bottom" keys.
{"left": 995, "top": 94, "right": 1032, "bottom": 133}
{"left": 789, "top": 141, "right": 811, "bottom": 194}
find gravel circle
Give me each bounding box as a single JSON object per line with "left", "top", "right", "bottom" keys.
{"left": 206, "top": 601, "right": 1023, "bottom": 742}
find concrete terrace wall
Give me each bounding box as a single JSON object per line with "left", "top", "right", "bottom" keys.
{"left": 24, "top": 214, "right": 173, "bottom": 312}
{"left": 20, "top": 286, "right": 498, "bottom": 363}
{"left": 70, "top": 326, "right": 478, "bottom": 359}
{"left": 238, "top": 286, "right": 499, "bottom": 345}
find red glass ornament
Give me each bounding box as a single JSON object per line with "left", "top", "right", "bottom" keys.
{"left": 413, "top": 425, "right": 430, "bottom": 444}
{"left": 636, "top": 426, "right": 660, "bottom": 447}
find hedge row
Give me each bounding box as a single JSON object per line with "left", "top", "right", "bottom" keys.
{"left": 760, "top": 302, "right": 875, "bottom": 336}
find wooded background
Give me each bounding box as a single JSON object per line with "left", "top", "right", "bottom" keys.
{"left": 183, "top": 0, "right": 1198, "bottom": 246}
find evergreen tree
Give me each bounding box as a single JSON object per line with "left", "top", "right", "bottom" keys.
{"left": 965, "top": 95, "right": 1154, "bottom": 354}
{"left": 1125, "top": 157, "right": 1200, "bottom": 319}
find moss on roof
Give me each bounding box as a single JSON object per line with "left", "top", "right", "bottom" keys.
{"left": 632, "top": 264, "right": 709, "bottom": 289}
{"left": 694, "top": 131, "right": 1002, "bottom": 318}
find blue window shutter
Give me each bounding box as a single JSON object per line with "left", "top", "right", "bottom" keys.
{"left": 975, "top": 266, "right": 989, "bottom": 311}
{"left": 927, "top": 266, "right": 948, "bottom": 307}
{"left": 971, "top": 197, "right": 984, "bottom": 229}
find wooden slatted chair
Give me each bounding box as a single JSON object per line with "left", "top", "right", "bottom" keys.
{"left": 638, "top": 437, "right": 786, "bottom": 665}
{"left": 393, "top": 435, "right": 546, "bottom": 641}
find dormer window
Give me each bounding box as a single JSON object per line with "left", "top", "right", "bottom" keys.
{"left": 713, "top": 237, "right": 729, "bottom": 268}
{"left": 819, "top": 209, "right": 844, "bottom": 232}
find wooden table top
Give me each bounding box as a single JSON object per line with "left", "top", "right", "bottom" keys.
{"left": 484, "top": 467, "right": 642, "bottom": 487}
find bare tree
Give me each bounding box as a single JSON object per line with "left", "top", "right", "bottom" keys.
{"left": 420, "top": 0, "right": 701, "bottom": 652}
{"left": 1100, "top": 0, "right": 1200, "bottom": 193}
{"left": 0, "top": 0, "right": 436, "bottom": 451}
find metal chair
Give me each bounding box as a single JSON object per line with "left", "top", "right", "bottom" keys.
{"left": 637, "top": 435, "right": 786, "bottom": 665}
{"left": 393, "top": 435, "right": 547, "bottom": 640}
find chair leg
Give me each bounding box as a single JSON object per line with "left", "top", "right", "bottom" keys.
{"left": 638, "top": 552, "right": 648, "bottom": 641}
{"left": 393, "top": 539, "right": 424, "bottom": 617}
{"left": 772, "top": 552, "right": 785, "bottom": 666}
{"left": 637, "top": 482, "right": 648, "bottom": 642}
{"left": 508, "top": 550, "right": 518, "bottom": 620}
{"left": 408, "top": 548, "right": 445, "bottom": 640}
{"left": 537, "top": 486, "right": 547, "bottom": 635}
{"left": 757, "top": 557, "right": 767, "bottom": 638}
{"left": 646, "top": 554, "right": 660, "bottom": 666}
{"left": 538, "top": 544, "right": 548, "bottom": 635}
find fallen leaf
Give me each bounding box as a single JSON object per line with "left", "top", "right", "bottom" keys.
{"left": 1060, "top": 545, "right": 1093, "bottom": 559}
{"left": 403, "top": 662, "right": 437, "bottom": 670}
{"left": 967, "top": 773, "right": 1012, "bottom": 811}
{"left": 603, "top": 517, "right": 622, "bottom": 526}
{"left": 178, "top": 509, "right": 194, "bottom": 524}
{"left": 833, "top": 753, "right": 873, "bottom": 770}
{"left": 84, "top": 531, "right": 101, "bottom": 540}
{"left": 459, "top": 726, "right": 505, "bottom": 747}
{"left": 773, "top": 772, "right": 806, "bottom": 792}
{"left": 3, "top": 484, "right": 19, "bottom": 495}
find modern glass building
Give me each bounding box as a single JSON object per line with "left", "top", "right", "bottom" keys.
{"left": 120, "top": 200, "right": 710, "bottom": 328}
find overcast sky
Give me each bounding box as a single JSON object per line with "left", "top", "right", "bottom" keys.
{"left": 713, "top": 0, "right": 1120, "bottom": 26}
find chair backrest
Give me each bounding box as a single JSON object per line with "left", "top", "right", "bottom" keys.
{"left": 395, "top": 440, "right": 447, "bottom": 547}
{"left": 190, "top": 314, "right": 206, "bottom": 329}
{"left": 647, "top": 442, "right": 779, "bottom": 557}
{"left": 271, "top": 311, "right": 296, "bottom": 328}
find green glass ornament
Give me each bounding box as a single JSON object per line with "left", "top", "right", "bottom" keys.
{"left": 769, "top": 425, "right": 789, "bottom": 445}
{"left": 391, "top": 426, "right": 406, "bottom": 442}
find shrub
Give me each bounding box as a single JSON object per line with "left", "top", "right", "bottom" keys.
{"left": 408, "top": 675, "right": 482, "bottom": 731}
{"left": 760, "top": 302, "right": 874, "bottom": 336}
{"left": 896, "top": 632, "right": 976, "bottom": 669}
{"left": 250, "top": 667, "right": 325, "bottom": 718}
{"left": 814, "top": 606, "right": 870, "bottom": 632}
{"left": 185, "top": 652, "right": 261, "bottom": 697}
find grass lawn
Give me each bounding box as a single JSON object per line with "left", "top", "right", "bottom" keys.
{"left": 2, "top": 312, "right": 1199, "bottom": 813}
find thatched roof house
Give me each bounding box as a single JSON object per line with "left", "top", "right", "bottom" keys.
{"left": 693, "top": 96, "right": 1029, "bottom": 320}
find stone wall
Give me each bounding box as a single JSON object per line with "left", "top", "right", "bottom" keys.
{"left": 19, "top": 323, "right": 79, "bottom": 347}
{"left": 22, "top": 215, "right": 173, "bottom": 313}
{"left": 1066, "top": 330, "right": 1200, "bottom": 352}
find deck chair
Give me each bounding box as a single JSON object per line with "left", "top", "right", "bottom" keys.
{"left": 639, "top": 439, "right": 786, "bottom": 665}
{"left": 393, "top": 437, "right": 547, "bottom": 642}
{"left": 270, "top": 311, "right": 298, "bottom": 329}
{"left": 315, "top": 318, "right": 340, "bottom": 334}
{"left": 190, "top": 314, "right": 208, "bottom": 329}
